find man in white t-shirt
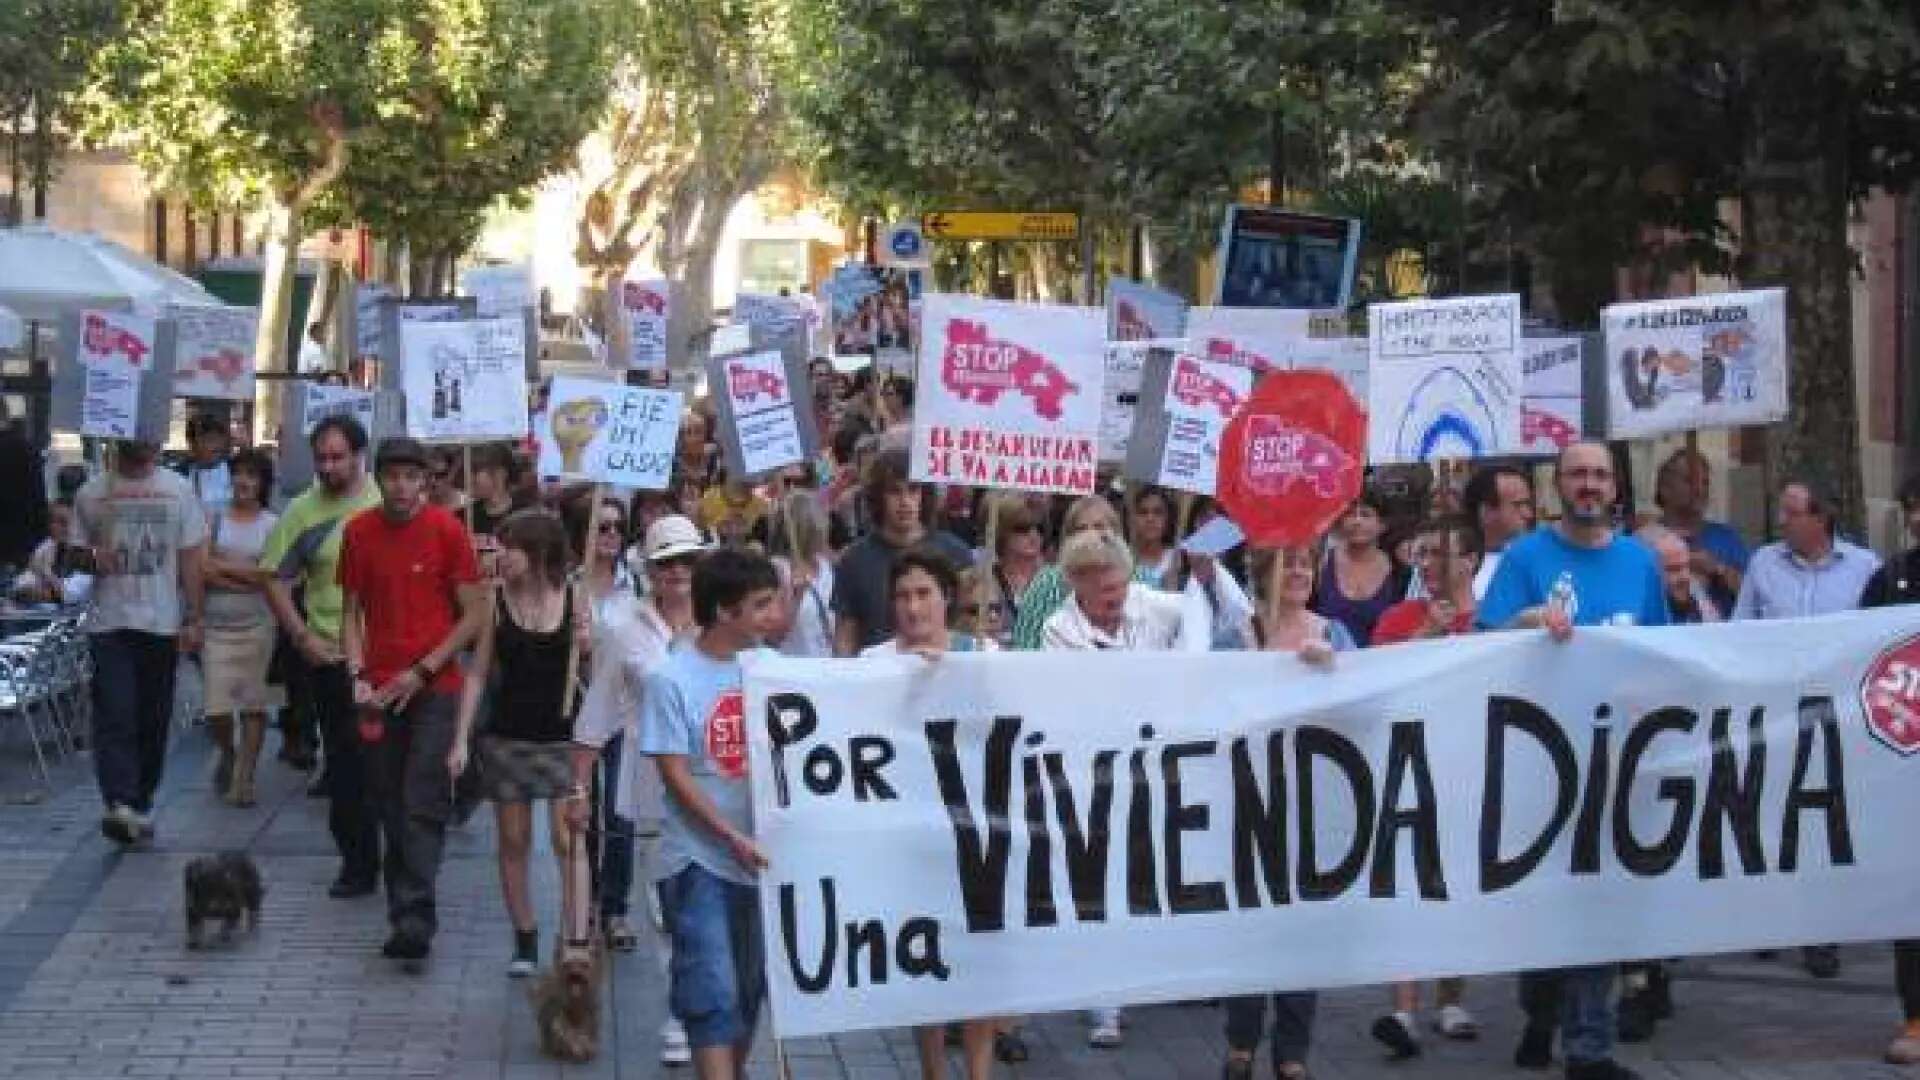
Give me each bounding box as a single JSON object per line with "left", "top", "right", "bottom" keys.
{"left": 1463, "top": 463, "right": 1536, "bottom": 599}
{"left": 72, "top": 439, "right": 209, "bottom": 846}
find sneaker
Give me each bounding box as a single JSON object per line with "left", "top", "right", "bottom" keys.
{"left": 327, "top": 874, "right": 377, "bottom": 899}
{"left": 99, "top": 804, "right": 136, "bottom": 846}
{"left": 1371, "top": 1011, "right": 1420, "bottom": 1060}
{"left": 1514, "top": 1023, "right": 1554, "bottom": 1070}
{"left": 1616, "top": 989, "right": 1657, "bottom": 1044}
{"left": 1565, "top": 1060, "right": 1640, "bottom": 1080}
{"left": 1221, "top": 1056, "right": 1254, "bottom": 1080}
{"left": 127, "top": 809, "right": 154, "bottom": 842}
{"left": 1886, "top": 1025, "right": 1920, "bottom": 1065}
{"left": 1086, "top": 1008, "right": 1123, "bottom": 1049}
{"left": 605, "top": 915, "right": 638, "bottom": 952}
{"left": 660, "top": 1017, "right": 691, "bottom": 1066}
{"left": 1433, "top": 1003, "right": 1479, "bottom": 1040}
{"left": 507, "top": 930, "right": 538, "bottom": 978}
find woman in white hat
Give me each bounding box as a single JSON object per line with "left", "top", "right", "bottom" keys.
{"left": 566, "top": 513, "right": 705, "bottom": 1067}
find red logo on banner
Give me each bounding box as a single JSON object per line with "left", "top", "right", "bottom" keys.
{"left": 82, "top": 313, "right": 150, "bottom": 366}
{"left": 941, "top": 319, "right": 1078, "bottom": 420}
{"left": 197, "top": 348, "right": 249, "bottom": 385}
{"left": 1170, "top": 356, "right": 1245, "bottom": 419}
{"left": 705, "top": 690, "right": 748, "bottom": 779}
{"left": 1522, "top": 406, "right": 1579, "bottom": 450}
{"left": 623, "top": 283, "right": 666, "bottom": 315}
{"left": 727, "top": 362, "right": 786, "bottom": 405}
{"left": 1114, "top": 300, "right": 1153, "bottom": 342}
{"left": 1216, "top": 370, "right": 1367, "bottom": 548}
{"left": 1863, "top": 636, "right": 1920, "bottom": 756}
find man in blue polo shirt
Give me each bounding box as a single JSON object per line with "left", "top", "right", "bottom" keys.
{"left": 1480, "top": 441, "right": 1667, "bottom": 1080}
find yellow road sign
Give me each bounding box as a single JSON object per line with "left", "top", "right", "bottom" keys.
{"left": 921, "top": 212, "right": 1079, "bottom": 242}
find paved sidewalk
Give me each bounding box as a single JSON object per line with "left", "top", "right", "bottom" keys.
{"left": 1, "top": 725, "right": 1918, "bottom": 1079}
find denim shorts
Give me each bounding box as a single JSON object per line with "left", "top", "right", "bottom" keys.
{"left": 659, "top": 862, "right": 766, "bottom": 1049}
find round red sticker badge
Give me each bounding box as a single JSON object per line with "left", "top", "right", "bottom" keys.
{"left": 1862, "top": 634, "right": 1920, "bottom": 756}
{"left": 1216, "top": 369, "right": 1368, "bottom": 548}
{"left": 704, "top": 690, "right": 749, "bottom": 779}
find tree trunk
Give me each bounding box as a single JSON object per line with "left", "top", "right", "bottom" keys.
{"left": 253, "top": 198, "right": 303, "bottom": 437}
{"left": 29, "top": 93, "right": 49, "bottom": 221}
{"left": 1742, "top": 128, "right": 1863, "bottom": 535}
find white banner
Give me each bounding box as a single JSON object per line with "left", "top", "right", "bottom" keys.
{"left": 912, "top": 295, "right": 1103, "bottom": 496}
{"left": 722, "top": 350, "right": 805, "bottom": 476}
{"left": 1603, "top": 288, "right": 1789, "bottom": 439}
{"left": 169, "top": 304, "right": 258, "bottom": 401}
{"left": 1368, "top": 294, "right": 1523, "bottom": 464}
{"left": 535, "top": 376, "right": 682, "bottom": 489}
{"left": 747, "top": 609, "right": 1920, "bottom": 1037}
{"left": 399, "top": 317, "right": 529, "bottom": 442}
{"left": 622, "top": 278, "right": 671, "bottom": 371}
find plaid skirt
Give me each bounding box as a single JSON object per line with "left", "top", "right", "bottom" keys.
{"left": 477, "top": 734, "right": 574, "bottom": 803}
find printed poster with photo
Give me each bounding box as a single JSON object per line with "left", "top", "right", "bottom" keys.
{"left": 1602, "top": 288, "right": 1788, "bottom": 439}
{"left": 535, "top": 376, "right": 682, "bottom": 490}
{"left": 1102, "top": 278, "right": 1188, "bottom": 463}
{"left": 912, "top": 295, "right": 1104, "bottom": 496}
{"left": 169, "top": 303, "right": 258, "bottom": 401}
{"left": 1521, "top": 336, "right": 1586, "bottom": 455}
{"left": 721, "top": 350, "right": 805, "bottom": 476}
{"left": 1367, "top": 293, "right": 1523, "bottom": 465}
{"left": 78, "top": 309, "right": 157, "bottom": 439}
{"left": 621, "top": 277, "right": 670, "bottom": 371}
{"left": 827, "top": 264, "right": 920, "bottom": 375}
{"left": 398, "top": 317, "right": 529, "bottom": 441}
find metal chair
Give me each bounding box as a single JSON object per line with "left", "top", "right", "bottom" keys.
{"left": 0, "top": 639, "right": 63, "bottom": 789}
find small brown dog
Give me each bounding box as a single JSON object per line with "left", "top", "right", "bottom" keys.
{"left": 531, "top": 831, "right": 603, "bottom": 1061}
{"left": 529, "top": 932, "right": 605, "bottom": 1062}
{"left": 184, "top": 851, "right": 264, "bottom": 950}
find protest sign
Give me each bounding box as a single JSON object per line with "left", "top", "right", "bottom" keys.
{"left": 736, "top": 291, "right": 815, "bottom": 334}
{"left": 1129, "top": 352, "right": 1254, "bottom": 497}
{"left": 51, "top": 309, "right": 175, "bottom": 443}
{"left": 1216, "top": 370, "right": 1367, "bottom": 546}
{"left": 276, "top": 383, "right": 385, "bottom": 495}
{"left": 374, "top": 297, "right": 478, "bottom": 389}
{"left": 461, "top": 264, "right": 535, "bottom": 319}
{"left": 169, "top": 304, "right": 258, "bottom": 401}
{"left": 1367, "top": 294, "right": 1523, "bottom": 464}
{"left": 534, "top": 376, "right": 681, "bottom": 490}
{"left": 1102, "top": 279, "right": 1189, "bottom": 462}
{"left": 721, "top": 351, "right": 805, "bottom": 476}
{"left": 707, "top": 331, "right": 819, "bottom": 482}
{"left": 912, "top": 295, "right": 1104, "bottom": 496}
{"left": 827, "top": 264, "right": 920, "bottom": 375}
{"left": 1186, "top": 305, "right": 1315, "bottom": 373}
{"left": 1214, "top": 205, "right": 1361, "bottom": 309}
{"left": 749, "top": 607, "right": 1920, "bottom": 1036}
{"left": 398, "top": 317, "right": 529, "bottom": 441}
{"left": 1521, "top": 336, "right": 1587, "bottom": 455}
{"left": 1289, "top": 336, "right": 1369, "bottom": 402}
{"left": 621, "top": 277, "right": 671, "bottom": 371}
{"left": 1602, "top": 288, "right": 1788, "bottom": 439}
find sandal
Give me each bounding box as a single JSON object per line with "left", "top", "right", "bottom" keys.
{"left": 994, "top": 1030, "right": 1030, "bottom": 1064}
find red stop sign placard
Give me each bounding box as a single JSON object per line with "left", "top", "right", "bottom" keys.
{"left": 1216, "top": 370, "right": 1368, "bottom": 548}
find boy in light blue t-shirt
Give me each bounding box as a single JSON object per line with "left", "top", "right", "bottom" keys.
{"left": 638, "top": 548, "right": 781, "bottom": 1076}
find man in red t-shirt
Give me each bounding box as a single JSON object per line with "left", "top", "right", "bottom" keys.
{"left": 340, "top": 436, "right": 484, "bottom": 967}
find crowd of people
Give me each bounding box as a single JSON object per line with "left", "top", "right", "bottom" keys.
{"left": 18, "top": 358, "right": 1920, "bottom": 1080}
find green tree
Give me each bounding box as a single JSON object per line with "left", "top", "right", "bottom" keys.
{"left": 87, "top": 0, "right": 625, "bottom": 375}
{"left": 572, "top": 0, "right": 796, "bottom": 369}
{"left": 0, "top": 0, "right": 123, "bottom": 223}
{"left": 1403, "top": 0, "right": 1920, "bottom": 531}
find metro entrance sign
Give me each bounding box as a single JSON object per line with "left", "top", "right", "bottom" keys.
{"left": 921, "top": 212, "right": 1079, "bottom": 242}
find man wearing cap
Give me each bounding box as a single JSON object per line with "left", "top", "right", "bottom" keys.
{"left": 338, "top": 436, "right": 486, "bottom": 968}
{"left": 73, "top": 438, "right": 208, "bottom": 845}
{"left": 568, "top": 513, "right": 705, "bottom": 1066}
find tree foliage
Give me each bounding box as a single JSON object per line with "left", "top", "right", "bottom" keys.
{"left": 0, "top": 0, "right": 124, "bottom": 221}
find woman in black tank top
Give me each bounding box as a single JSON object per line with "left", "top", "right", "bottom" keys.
{"left": 448, "top": 509, "right": 590, "bottom": 976}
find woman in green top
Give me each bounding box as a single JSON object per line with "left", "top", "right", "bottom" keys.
{"left": 1008, "top": 494, "right": 1158, "bottom": 649}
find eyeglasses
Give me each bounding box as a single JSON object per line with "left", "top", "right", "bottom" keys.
{"left": 597, "top": 520, "right": 626, "bottom": 535}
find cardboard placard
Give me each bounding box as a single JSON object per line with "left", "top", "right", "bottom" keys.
{"left": 1601, "top": 287, "right": 1788, "bottom": 439}
{"left": 1102, "top": 278, "right": 1189, "bottom": 463}
{"left": 169, "top": 304, "right": 259, "bottom": 401}
{"left": 707, "top": 321, "right": 820, "bottom": 482}
{"left": 51, "top": 309, "right": 176, "bottom": 443}
{"left": 534, "top": 375, "right": 682, "bottom": 490}
{"left": 398, "top": 316, "right": 530, "bottom": 442}
{"left": 1366, "top": 294, "right": 1524, "bottom": 464}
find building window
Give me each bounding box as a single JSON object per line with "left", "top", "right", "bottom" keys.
{"left": 738, "top": 239, "right": 809, "bottom": 296}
